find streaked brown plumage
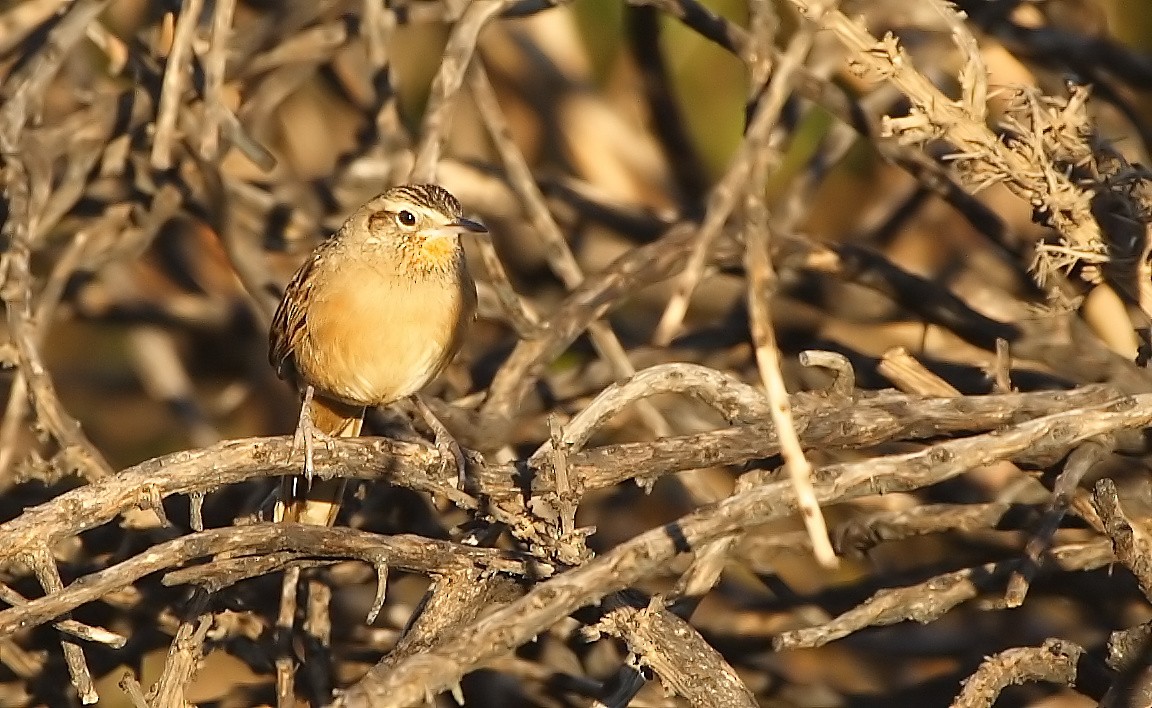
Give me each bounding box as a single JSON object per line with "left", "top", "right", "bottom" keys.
{"left": 270, "top": 184, "right": 485, "bottom": 526}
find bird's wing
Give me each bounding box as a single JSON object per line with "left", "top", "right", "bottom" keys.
{"left": 269, "top": 249, "right": 324, "bottom": 383}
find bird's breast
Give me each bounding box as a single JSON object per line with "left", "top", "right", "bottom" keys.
{"left": 297, "top": 260, "right": 474, "bottom": 406}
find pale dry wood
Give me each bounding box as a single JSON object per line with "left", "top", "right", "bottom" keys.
{"left": 787, "top": 0, "right": 1111, "bottom": 278}
{"left": 340, "top": 567, "right": 523, "bottom": 707}
{"left": 5, "top": 1, "right": 1152, "bottom": 706}
{"left": 152, "top": 0, "right": 204, "bottom": 169}
{"left": 740, "top": 8, "right": 836, "bottom": 566}
{"left": 952, "top": 639, "right": 1085, "bottom": 708}
{"left": 0, "top": 384, "right": 1119, "bottom": 566}
{"left": 198, "top": 0, "right": 236, "bottom": 159}
{"left": 0, "top": 0, "right": 116, "bottom": 487}
{"left": 1093, "top": 478, "right": 1152, "bottom": 603}
{"left": 24, "top": 548, "right": 96, "bottom": 703}
{"left": 1004, "top": 435, "right": 1115, "bottom": 607}
{"left": 338, "top": 396, "right": 1152, "bottom": 705}
{"left": 0, "top": 525, "right": 547, "bottom": 639}
{"left": 0, "top": 582, "right": 125, "bottom": 648}
{"left": 467, "top": 61, "right": 672, "bottom": 441}
{"left": 147, "top": 589, "right": 212, "bottom": 707}
{"left": 409, "top": 0, "right": 520, "bottom": 182}
{"left": 775, "top": 538, "right": 1116, "bottom": 650}
{"left": 595, "top": 595, "right": 757, "bottom": 707}
{"left": 879, "top": 346, "right": 962, "bottom": 396}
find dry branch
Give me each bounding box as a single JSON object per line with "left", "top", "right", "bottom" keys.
{"left": 335, "top": 396, "right": 1152, "bottom": 704}
{"left": 4, "top": 1, "right": 1152, "bottom": 705}
{"left": 776, "top": 538, "right": 1116, "bottom": 650}
{"left": 0, "top": 524, "right": 547, "bottom": 638}
{"left": 1093, "top": 478, "right": 1152, "bottom": 603}
{"left": 594, "top": 594, "right": 757, "bottom": 707}
{"left": 791, "top": 0, "right": 1113, "bottom": 280}
{"left": 0, "top": 384, "right": 1117, "bottom": 563}
{"left": 952, "top": 639, "right": 1086, "bottom": 708}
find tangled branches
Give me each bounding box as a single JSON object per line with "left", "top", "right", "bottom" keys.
{"left": 4, "top": 0, "right": 1152, "bottom": 706}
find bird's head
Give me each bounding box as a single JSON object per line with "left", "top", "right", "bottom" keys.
{"left": 357, "top": 184, "right": 487, "bottom": 274}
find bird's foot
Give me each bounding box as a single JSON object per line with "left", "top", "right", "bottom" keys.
{"left": 412, "top": 394, "right": 468, "bottom": 488}
{"left": 435, "top": 430, "right": 467, "bottom": 489}
{"left": 291, "top": 385, "right": 322, "bottom": 485}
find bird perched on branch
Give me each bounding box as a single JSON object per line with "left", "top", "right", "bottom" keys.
{"left": 269, "top": 184, "right": 486, "bottom": 525}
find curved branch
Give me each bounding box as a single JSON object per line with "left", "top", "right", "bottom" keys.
{"left": 337, "top": 395, "right": 1152, "bottom": 706}
{"left": 0, "top": 524, "right": 548, "bottom": 638}
{"left": 0, "top": 384, "right": 1120, "bottom": 563}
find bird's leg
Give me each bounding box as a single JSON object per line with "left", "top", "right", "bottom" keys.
{"left": 411, "top": 394, "right": 467, "bottom": 488}
{"left": 291, "top": 384, "right": 319, "bottom": 485}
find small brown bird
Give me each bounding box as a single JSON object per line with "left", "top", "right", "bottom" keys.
{"left": 269, "top": 184, "right": 486, "bottom": 526}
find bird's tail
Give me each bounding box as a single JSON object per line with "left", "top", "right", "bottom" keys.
{"left": 276, "top": 394, "right": 364, "bottom": 526}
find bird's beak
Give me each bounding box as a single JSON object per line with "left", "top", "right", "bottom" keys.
{"left": 452, "top": 217, "right": 488, "bottom": 234}
{"left": 421, "top": 217, "right": 488, "bottom": 240}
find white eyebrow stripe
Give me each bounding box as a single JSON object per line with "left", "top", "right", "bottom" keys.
{"left": 379, "top": 204, "right": 454, "bottom": 226}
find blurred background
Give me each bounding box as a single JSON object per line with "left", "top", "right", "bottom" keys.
{"left": 4, "top": 0, "right": 1152, "bottom": 705}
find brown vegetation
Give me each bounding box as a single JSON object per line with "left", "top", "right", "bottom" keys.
{"left": 4, "top": 0, "right": 1152, "bottom": 706}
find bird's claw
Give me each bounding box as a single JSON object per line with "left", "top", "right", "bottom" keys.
{"left": 434, "top": 431, "right": 468, "bottom": 489}
{"left": 290, "top": 386, "right": 331, "bottom": 487}
{"left": 412, "top": 394, "right": 469, "bottom": 489}
{"left": 290, "top": 422, "right": 314, "bottom": 484}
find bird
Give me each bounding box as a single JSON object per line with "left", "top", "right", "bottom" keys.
{"left": 268, "top": 184, "right": 486, "bottom": 526}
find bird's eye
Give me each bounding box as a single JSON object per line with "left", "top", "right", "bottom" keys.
{"left": 396, "top": 210, "right": 417, "bottom": 227}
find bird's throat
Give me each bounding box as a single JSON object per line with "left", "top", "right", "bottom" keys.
{"left": 399, "top": 236, "right": 461, "bottom": 276}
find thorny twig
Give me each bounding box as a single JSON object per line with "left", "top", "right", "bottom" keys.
{"left": 6, "top": 1, "right": 1152, "bottom": 706}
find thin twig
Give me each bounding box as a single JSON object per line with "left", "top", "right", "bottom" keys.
{"left": 25, "top": 548, "right": 96, "bottom": 703}
{"left": 1004, "top": 434, "right": 1115, "bottom": 606}
{"left": 409, "top": 0, "right": 518, "bottom": 182}
{"left": 1093, "top": 477, "right": 1152, "bottom": 603}
{"left": 741, "top": 2, "right": 837, "bottom": 567}
{"left": 653, "top": 0, "right": 833, "bottom": 344}
{"left": 0, "top": 525, "right": 547, "bottom": 637}
{"left": 198, "top": 0, "right": 236, "bottom": 159}
{"left": 152, "top": 0, "right": 205, "bottom": 169}
{"left": 0, "top": 582, "right": 126, "bottom": 648}
{"left": 336, "top": 396, "right": 1152, "bottom": 704}
{"left": 147, "top": 588, "right": 212, "bottom": 707}
{"left": 467, "top": 61, "right": 673, "bottom": 440}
